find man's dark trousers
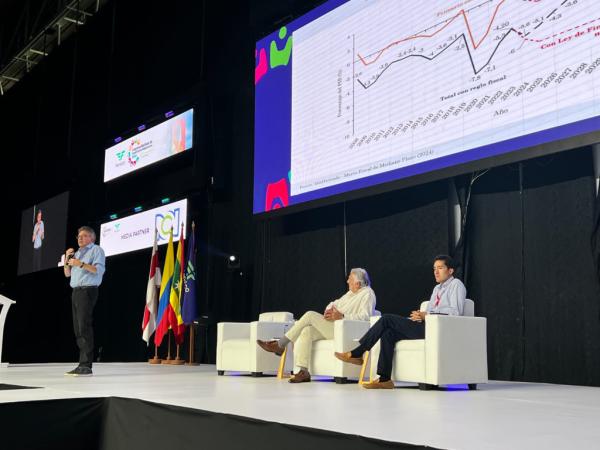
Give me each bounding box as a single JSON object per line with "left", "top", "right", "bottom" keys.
{"left": 71, "top": 286, "right": 98, "bottom": 368}
{"left": 358, "top": 314, "right": 425, "bottom": 379}
{"left": 33, "top": 247, "right": 42, "bottom": 272}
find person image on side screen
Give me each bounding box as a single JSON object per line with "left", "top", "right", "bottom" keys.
{"left": 32, "top": 209, "right": 44, "bottom": 271}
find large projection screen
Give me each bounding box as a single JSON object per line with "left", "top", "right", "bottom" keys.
{"left": 254, "top": 0, "right": 600, "bottom": 214}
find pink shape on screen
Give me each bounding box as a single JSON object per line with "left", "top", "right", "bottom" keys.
{"left": 255, "top": 48, "right": 268, "bottom": 85}
{"left": 265, "top": 178, "right": 289, "bottom": 211}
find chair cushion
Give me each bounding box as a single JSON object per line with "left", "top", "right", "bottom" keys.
{"left": 220, "top": 339, "right": 251, "bottom": 371}
{"left": 312, "top": 339, "right": 334, "bottom": 352}
{"left": 395, "top": 339, "right": 425, "bottom": 351}
{"left": 221, "top": 338, "right": 250, "bottom": 353}
{"left": 309, "top": 339, "right": 339, "bottom": 375}
{"left": 258, "top": 312, "right": 293, "bottom": 322}
{"left": 463, "top": 299, "right": 474, "bottom": 316}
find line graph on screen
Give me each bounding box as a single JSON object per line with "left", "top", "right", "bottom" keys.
{"left": 290, "top": 0, "right": 600, "bottom": 196}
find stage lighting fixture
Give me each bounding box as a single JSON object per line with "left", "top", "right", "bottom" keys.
{"left": 133, "top": 205, "right": 143, "bottom": 213}
{"left": 227, "top": 255, "right": 240, "bottom": 269}
{"left": 165, "top": 111, "right": 174, "bottom": 118}
{"left": 114, "top": 136, "right": 122, "bottom": 143}
{"left": 137, "top": 124, "right": 146, "bottom": 132}
{"left": 161, "top": 197, "right": 170, "bottom": 204}
{"left": 109, "top": 213, "right": 118, "bottom": 220}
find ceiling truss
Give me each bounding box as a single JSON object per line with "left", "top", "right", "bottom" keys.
{"left": 0, "top": 0, "right": 109, "bottom": 96}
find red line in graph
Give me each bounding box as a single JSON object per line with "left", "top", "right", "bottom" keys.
{"left": 517, "top": 17, "right": 600, "bottom": 43}
{"left": 357, "top": 0, "right": 507, "bottom": 66}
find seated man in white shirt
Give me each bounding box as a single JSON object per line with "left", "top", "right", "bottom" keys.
{"left": 257, "top": 268, "right": 376, "bottom": 383}
{"left": 335, "top": 255, "right": 466, "bottom": 389}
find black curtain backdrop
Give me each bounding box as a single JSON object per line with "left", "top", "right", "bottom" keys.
{"left": 345, "top": 182, "right": 449, "bottom": 314}
{"left": 591, "top": 160, "right": 600, "bottom": 293}
{"left": 449, "top": 174, "right": 474, "bottom": 283}
{"left": 256, "top": 204, "right": 347, "bottom": 316}
{"left": 0, "top": 0, "right": 599, "bottom": 387}
{"left": 253, "top": 181, "right": 448, "bottom": 319}
{"left": 467, "top": 149, "right": 600, "bottom": 385}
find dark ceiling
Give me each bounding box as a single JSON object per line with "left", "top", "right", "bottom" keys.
{"left": 0, "top": 0, "right": 65, "bottom": 68}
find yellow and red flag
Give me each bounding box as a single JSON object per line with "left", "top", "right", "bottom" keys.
{"left": 154, "top": 229, "right": 174, "bottom": 346}
{"left": 168, "top": 223, "right": 186, "bottom": 344}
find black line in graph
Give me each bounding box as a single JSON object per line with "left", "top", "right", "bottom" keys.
{"left": 356, "top": 28, "right": 516, "bottom": 90}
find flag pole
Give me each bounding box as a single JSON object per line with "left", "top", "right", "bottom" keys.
{"left": 162, "top": 331, "right": 173, "bottom": 364}
{"left": 146, "top": 227, "right": 162, "bottom": 364}
{"left": 167, "top": 331, "right": 172, "bottom": 360}
{"left": 148, "top": 342, "right": 161, "bottom": 364}
{"left": 186, "top": 324, "right": 199, "bottom": 365}
{"left": 186, "top": 325, "right": 200, "bottom": 366}
{"left": 172, "top": 343, "right": 185, "bottom": 365}
{"left": 184, "top": 221, "right": 199, "bottom": 365}
{"left": 169, "top": 221, "right": 186, "bottom": 365}
{"left": 149, "top": 266, "right": 161, "bottom": 364}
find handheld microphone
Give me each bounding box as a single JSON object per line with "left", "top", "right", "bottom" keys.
{"left": 65, "top": 248, "right": 75, "bottom": 264}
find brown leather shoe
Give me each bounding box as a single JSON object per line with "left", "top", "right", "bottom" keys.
{"left": 256, "top": 340, "right": 284, "bottom": 356}
{"left": 288, "top": 369, "right": 311, "bottom": 383}
{"left": 362, "top": 378, "right": 395, "bottom": 389}
{"left": 334, "top": 351, "right": 363, "bottom": 366}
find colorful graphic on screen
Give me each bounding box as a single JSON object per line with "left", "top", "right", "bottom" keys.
{"left": 99, "top": 199, "right": 187, "bottom": 257}
{"left": 254, "top": 0, "right": 600, "bottom": 214}
{"left": 104, "top": 109, "right": 194, "bottom": 182}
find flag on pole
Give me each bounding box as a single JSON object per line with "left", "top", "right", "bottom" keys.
{"left": 168, "top": 223, "right": 186, "bottom": 345}
{"left": 182, "top": 222, "right": 197, "bottom": 325}
{"left": 142, "top": 229, "right": 162, "bottom": 343}
{"left": 154, "top": 229, "right": 175, "bottom": 346}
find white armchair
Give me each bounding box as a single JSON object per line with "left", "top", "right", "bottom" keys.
{"left": 368, "top": 300, "right": 487, "bottom": 390}
{"left": 217, "top": 312, "right": 294, "bottom": 376}
{"left": 303, "top": 311, "right": 381, "bottom": 384}
{"left": 0, "top": 294, "right": 16, "bottom": 368}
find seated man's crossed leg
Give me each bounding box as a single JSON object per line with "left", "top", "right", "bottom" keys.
{"left": 336, "top": 255, "right": 466, "bottom": 389}
{"left": 335, "top": 314, "right": 424, "bottom": 389}
{"left": 258, "top": 311, "right": 334, "bottom": 382}
{"left": 257, "top": 268, "right": 377, "bottom": 383}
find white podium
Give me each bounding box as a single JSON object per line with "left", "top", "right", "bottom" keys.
{"left": 0, "top": 294, "right": 16, "bottom": 368}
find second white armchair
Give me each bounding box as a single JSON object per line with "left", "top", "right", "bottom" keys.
{"left": 217, "top": 312, "right": 294, "bottom": 376}
{"left": 302, "top": 311, "right": 381, "bottom": 383}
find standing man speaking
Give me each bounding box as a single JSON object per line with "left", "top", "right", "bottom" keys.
{"left": 63, "top": 226, "right": 106, "bottom": 376}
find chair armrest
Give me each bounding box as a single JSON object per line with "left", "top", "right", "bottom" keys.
{"left": 424, "top": 315, "right": 486, "bottom": 346}
{"left": 217, "top": 322, "right": 250, "bottom": 341}
{"left": 216, "top": 322, "right": 251, "bottom": 370}
{"left": 0, "top": 294, "right": 16, "bottom": 307}
{"left": 249, "top": 321, "right": 293, "bottom": 341}
{"left": 424, "top": 315, "right": 488, "bottom": 383}
{"left": 369, "top": 316, "right": 381, "bottom": 326}
{"left": 333, "top": 319, "right": 370, "bottom": 352}
{"left": 249, "top": 321, "right": 294, "bottom": 373}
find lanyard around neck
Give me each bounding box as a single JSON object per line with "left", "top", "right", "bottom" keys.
{"left": 434, "top": 278, "right": 453, "bottom": 307}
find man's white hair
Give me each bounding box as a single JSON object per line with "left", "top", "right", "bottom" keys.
{"left": 78, "top": 226, "right": 96, "bottom": 243}
{"left": 350, "top": 268, "right": 370, "bottom": 287}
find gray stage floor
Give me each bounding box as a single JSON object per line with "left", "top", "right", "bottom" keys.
{"left": 1, "top": 363, "right": 599, "bottom": 450}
